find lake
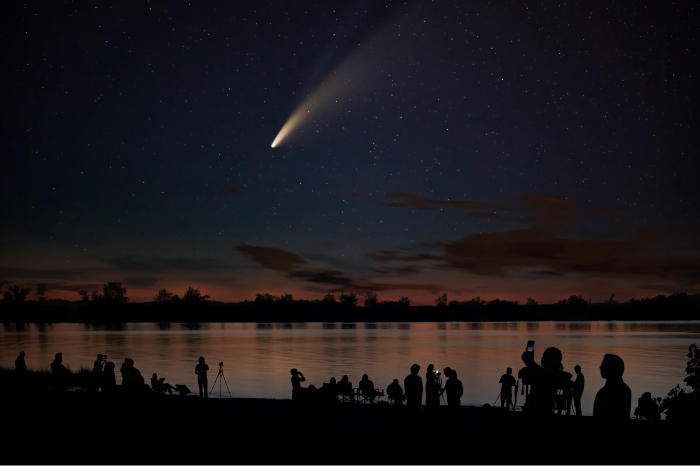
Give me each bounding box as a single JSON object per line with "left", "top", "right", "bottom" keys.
{"left": 1, "top": 321, "right": 697, "bottom": 415}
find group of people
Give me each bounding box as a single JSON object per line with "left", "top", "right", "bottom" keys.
{"left": 290, "top": 363, "right": 465, "bottom": 411}
{"left": 289, "top": 348, "right": 655, "bottom": 421}
{"left": 14, "top": 347, "right": 660, "bottom": 420}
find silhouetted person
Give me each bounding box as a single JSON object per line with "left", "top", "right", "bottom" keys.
{"left": 499, "top": 368, "right": 516, "bottom": 410}
{"left": 634, "top": 392, "right": 660, "bottom": 421}
{"left": 321, "top": 377, "right": 338, "bottom": 403}
{"left": 441, "top": 368, "right": 463, "bottom": 411}
{"left": 404, "top": 364, "right": 423, "bottom": 411}
{"left": 151, "top": 373, "right": 175, "bottom": 395}
{"left": 338, "top": 375, "right": 355, "bottom": 402}
{"left": 195, "top": 357, "right": 209, "bottom": 398}
{"left": 90, "top": 354, "right": 104, "bottom": 394}
{"left": 290, "top": 368, "right": 306, "bottom": 402}
{"left": 121, "top": 358, "right": 145, "bottom": 392}
{"left": 573, "top": 365, "right": 584, "bottom": 416}
{"left": 50, "top": 352, "right": 68, "bottom": 391}
{"left": 15, "top": 351, "right": 26, "bottom": 372}
{"left": 593, "top": 354, "right": 631, "bottom": 421}
{"left": 359, "top": 374, "right": 382, "bottom": 403}
{"left": 425, "top": 364, "right": 441, "bottom": 410}
{"left": 521, "top": 347, "right": 572, "bottom": 416}
{"left": 101, "top": 361, "right": 116, "bottom": 393}
{"left": 387, "top": 379, "right": 405, "bottom": 404}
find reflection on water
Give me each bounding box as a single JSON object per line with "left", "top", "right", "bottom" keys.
{"left": 1, "top": 321, "right": 697, "bottom": 415}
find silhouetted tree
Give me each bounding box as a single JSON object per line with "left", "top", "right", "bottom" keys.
{"left": 398, "top": 295, "right": 411, "bottom": 306}
{"left": 526, "top": 297, "right": 538, "bottom": 306}
{"left": 77, "top": 290, "right": 89, "bottom": 301}
{"left": 322, "top": 293, "right": 336, "bottom": 303}
{"left": 3, "top": 285, "right": 32, "bottom": 302}
{"left": 90, "top": 291, "right": 103, "bottom": 301}
{"left": 435, "top": 293, "right": 448, "bottom": 307}
{"left": 279, "top": 293, "right": 294, "bottom": 303}
{"left": 171, "top": 294, "right": 181, "bottom": 303}
{"left": 448, "top": 300, "right": 460, "bottom": 307}
{"left": 606, "top": 295, "right": 619, "bottom": 304}
{"left": 35, "top": 283, "right": 48, "bottom": 301}
{"left": 467, "top": 296, "right": 485, "bottom": 306}
{"left": 255, "top": 293, "right": 278, "bottom": 303}
{"left": 103, "top": 282, "right": 128, "bottom": 303}
{"left": 557, "top": 295, "right": 586, "bottom": 305}
{"left": 153, "top": 288, "right": 174, "bottom": 303}
{"left": 364, "top": 292, "right": 378, "bottom": 307}
{"left": 340, "top": 292, "right": 358, "bottom": 306}
{"left": 183, "top": 287, "right": 210, "bottom": 304}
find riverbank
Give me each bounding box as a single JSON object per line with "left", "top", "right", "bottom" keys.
{"left": 0, "top": 381, "right": 694, "bottom": 464}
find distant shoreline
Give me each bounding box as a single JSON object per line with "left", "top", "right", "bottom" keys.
{"left": 2, "top": 298, "right": 699, "bottom": 324}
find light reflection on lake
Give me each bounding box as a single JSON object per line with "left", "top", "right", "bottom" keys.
{"left": 1, "top": 321, "right": 698, "bottom": 416}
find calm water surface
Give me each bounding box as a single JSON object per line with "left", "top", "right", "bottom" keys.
{"left": 1, "top": 321, "right": 698, "bottom": 416}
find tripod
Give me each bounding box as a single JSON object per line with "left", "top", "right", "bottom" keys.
{"left": 209, "top": 365, "right": 232, "bottom": 398}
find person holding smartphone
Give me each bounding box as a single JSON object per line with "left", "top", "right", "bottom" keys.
{"left": 520, "top": 342, "right": 572, "bottom": 416}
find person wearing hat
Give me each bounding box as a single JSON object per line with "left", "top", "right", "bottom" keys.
{"left": 520, "top": 347, "right": 572, "bottom": 415}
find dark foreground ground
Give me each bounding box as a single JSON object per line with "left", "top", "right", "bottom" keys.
{"left": 0, "top": 387, "right": 695, "bottom": 465}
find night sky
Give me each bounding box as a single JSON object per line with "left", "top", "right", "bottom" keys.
{"left": 2, "top": 1, "right": 698, "bottom": 304}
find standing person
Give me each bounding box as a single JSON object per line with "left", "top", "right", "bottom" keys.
{"left": 425, "top": 365, "right": 441, "bottom": 410}
{"left": 404, "top": 364, "right": 423, "bottom": 411}
{"left": 90, "top": 354, "right": 104, "bottom": 394}
{"left": 50, "top": 353, "right": 68, "bottom": 391}
{"left": 101, "top": 361, "right": 116, "bottom": 393}
{"left": 520, "top": 347, "right": 572, "bottom": 416}
{"left": 499, "top": 368, "right": 516, "bottom": 410}
{"left": 573, "top": 365, "right": 585, "bottom": 416}
{"left": 441, "top": 368, "right": 463, "bottom": 411}
{"left": 290, "top": 368, "right": 306, "bottom": 402}
{"left": 593, "top": 354, "right": 631, "bottom": 421}
{"left": 195, "top": 357, "right": 209, "bottom": 398}
{"left": 15, "top": 351, "right": 27, "bottom": 372}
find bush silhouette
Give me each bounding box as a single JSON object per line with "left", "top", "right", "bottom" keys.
{"left": 557, "top": 295, "right": 586, "bottom": 305}
{"left": 397, "top": 296, "right": 411, "bottom": 306}
{"left": 659, "top": 343, "right": 700, "bottom": 423}
{"left": 322, "top": 293, "right": 336, "bottom": 303}
{"left": 77, "top": 290, "right": 90, "bottom": 301}
{"left": 35, "top": 284, "right": 48, "bottom": 301}
{"left": 526, "top": 297, "right": 538, "bottom": 306}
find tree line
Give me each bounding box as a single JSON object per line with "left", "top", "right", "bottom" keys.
{"left": 2, "top": 282, "right": 698, "bottom": 310}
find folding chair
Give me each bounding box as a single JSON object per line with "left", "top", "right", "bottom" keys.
{"left": 175, "top": 384, "right": 191, "bottom": 396}
{"left": 388, "top": 394, "right": 405, "bottom": 405}
{"left": 355, "top": 387, "right": 384, "bottom": 404}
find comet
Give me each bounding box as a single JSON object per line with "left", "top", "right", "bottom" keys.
{"left": 270, "top": 13, "right": 416, "bottom": 148}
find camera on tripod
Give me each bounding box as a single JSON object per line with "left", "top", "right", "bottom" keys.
{"left": 219, "top": 361, "right": 224, "bottom": 368}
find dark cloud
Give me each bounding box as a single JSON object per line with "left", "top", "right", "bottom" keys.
{"left": 235, "top": 245, "right": 308, "bottom": 272}
{"left": 99, "top": 255, "right": 219, "bottom": 273}
{"left": 381, "top": 192, "right": 505, "bottom": 211}
{"left": 49, "top": 283, "right": 103, "bottom": 292}
{"left": 236, "top": 244, "right": 441, "bottom": 292}
{"left": 520, "top": 194, "right": 577, "bottom": 230}
{"left": 369, "top": 223, "right": 700, "bottom": 287}
{"left": 0, "top": 267, "right": 87, "bottom": 280}
{"left": 123, "top": 276, "right": 162, "bottom": 288}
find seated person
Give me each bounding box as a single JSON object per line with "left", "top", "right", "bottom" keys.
{"left": 634, "top": 392, "right": 660, "bottom": 421}
{"left": 387, "top": 379, "right": 405, "bottom": 404}
{"left": 150, "top": 373, "right": 175, "bottom": 395}
{"left": 338, "top": 375, "right": 355, "bottom": 401}
{"left": 358, "top": 374, "right": 383, "bottom": 402}
{"left": 321, "top": 377, "right": 339, "bottom": 402}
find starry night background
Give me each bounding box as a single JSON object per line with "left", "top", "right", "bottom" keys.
{"left": 2, "top": 0, "right": 698, "bottom": 304}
